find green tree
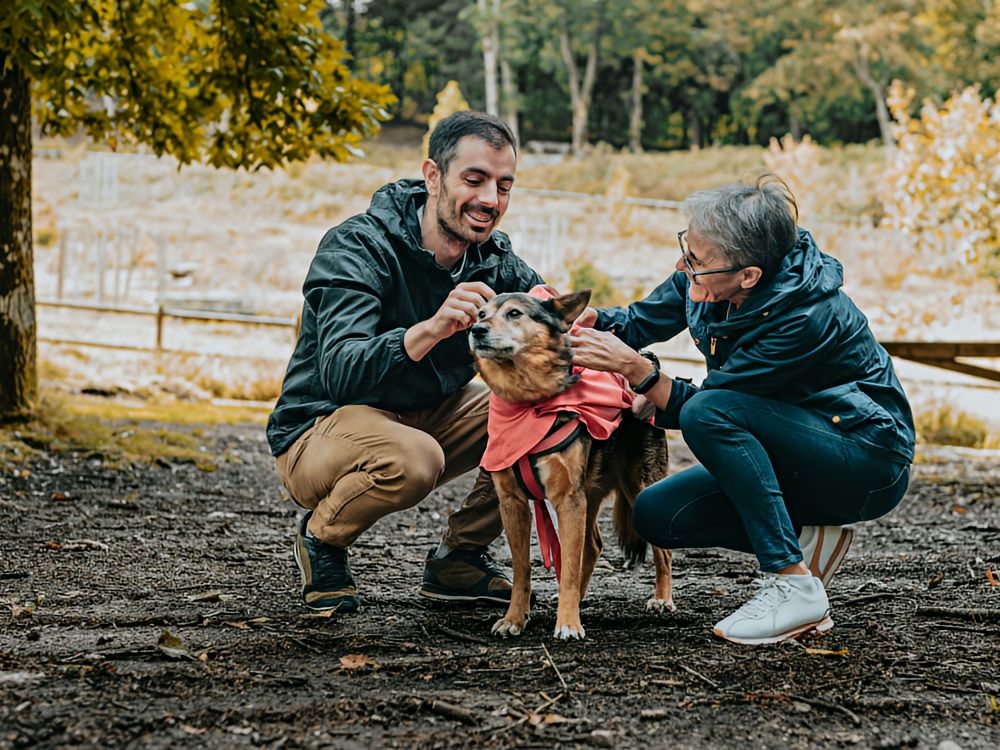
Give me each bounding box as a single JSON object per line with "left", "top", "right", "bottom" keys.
{"left": 0, "top": 0, "right": 393, "bottom": 420}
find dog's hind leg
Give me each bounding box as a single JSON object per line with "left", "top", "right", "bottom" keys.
{"left": 578, "top": 488, "right": 606, "bottom": 602}
{"left": 491, "top": 471, "right": 533, "bottom": 638}
{"left": 647, "top": 547, "right": 676, "bottom": 613}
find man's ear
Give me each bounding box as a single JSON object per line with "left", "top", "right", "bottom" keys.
{"left": 422, "top": 158, "right": 441, "bottom": 197}
{"left": 549, "top": 290, "right": 592, "bottom": 328}
{"left": 740, "top": 266, "right": 764, "bottom": 290}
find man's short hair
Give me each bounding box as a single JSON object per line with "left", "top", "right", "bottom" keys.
{"left": 683, "top": 174, "right": 799, "bottom": 280}
{"left": 428, "top": 111, "right": 517, "bottom": 177}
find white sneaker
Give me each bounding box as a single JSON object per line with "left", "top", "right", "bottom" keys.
{"left": 799, "top": 525, "right": 854, "bottom": 586}
{"left": 713, "top": 574, "right": 832, "bottom": 645}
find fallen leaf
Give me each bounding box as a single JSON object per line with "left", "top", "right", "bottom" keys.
{"left": 952, "top": 505, "right": 967, "bottom": 514}
{"left": 987, "top": 569, "right": 998, "bottom": 587}
{"left": 180, "top": 725, "right": 207, "bottom": 735}
{"left": 223, "top": 621, "right": 250, "bottom": 630}
{"left": 44, "top": 541, "right": 62, "bottom": 550}
{"left": 300, "top": 610, "right": 334, "bottom": 619}
{"left": 803, "top": 646, "right": 849, "bottom": 657}
{"left": 49, "top": 491, "right": 70, "bottom": 502}
{"left": 339, "top": 654, "right": 378, "bottom": 670}
{"left": 988, "top": 694, "right": 999, "bottom": 712}
{"left": 247, "top": 617, "right": 272, "bottom": 624}
{"left": 156, "top": 630, "right": 196, "bottom": 660}
{"left": 528, "top": 712, "right": 572, "bottom": 725}
{"left": 928, "top": 573, "right": 945, "bottom": 588}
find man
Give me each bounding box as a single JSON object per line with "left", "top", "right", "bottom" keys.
{"left": 570, "top": 176, "right": 914, "bottom": 645}
{"left": 267, "top": 112, "right": 543, "bottom": 612}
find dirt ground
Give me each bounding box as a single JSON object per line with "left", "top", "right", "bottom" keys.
{"left": 1, "top": 420, "right": 998, "bottom": 749}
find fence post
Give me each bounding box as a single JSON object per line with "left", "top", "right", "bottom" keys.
{"left": 156, "top": 305, "right": 164, "bottom": 351}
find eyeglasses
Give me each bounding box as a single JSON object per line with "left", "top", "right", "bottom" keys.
{"left": 678, "top": 230, "right": 743, "bottom": 285}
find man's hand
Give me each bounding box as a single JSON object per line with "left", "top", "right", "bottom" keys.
{"left": 631, "top": 394, "right": 656, "bottom": 420}
{"left": 428, "top": 282, "right": 496, "bottom": 339}
{"left": 574, "top": 307, "right": 598, "bottom": 328}
{"left": 405, "top": 282, "right": 496, "bottom": 361}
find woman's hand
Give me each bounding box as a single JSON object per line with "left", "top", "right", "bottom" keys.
{"left": 568, "top": 328, "right": 651, "bottom": 385}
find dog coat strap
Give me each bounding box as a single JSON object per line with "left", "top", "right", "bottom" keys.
{"left": 534, "top": 500, "right": 561, "bottom": 581}
{"left": 530, "top": 419, "right": 584, "bottom": 457}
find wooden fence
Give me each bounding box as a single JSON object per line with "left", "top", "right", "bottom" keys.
{"left": 34, "top": 299, "right": 1000, "bottom": 384}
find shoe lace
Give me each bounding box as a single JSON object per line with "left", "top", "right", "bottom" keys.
{"left": 469, "top": 549, "right": 504, "bottom": 577}
{"left": 733, "top": 576, "right": 794, "bottom": 619}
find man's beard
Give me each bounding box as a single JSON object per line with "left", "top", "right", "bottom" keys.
{"left": 436, "top": 184, "right": 498, "bottom": 245}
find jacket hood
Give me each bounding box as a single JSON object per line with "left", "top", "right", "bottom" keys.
{"left": 366, "top": 178, "right": 511, "bottom": 262}
{"left": 716, "top": 228, "right": 843, "bottom": 331}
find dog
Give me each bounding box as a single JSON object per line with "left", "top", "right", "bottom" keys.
{"left": 469, "top": 287, "right": 673, "bottom": 640}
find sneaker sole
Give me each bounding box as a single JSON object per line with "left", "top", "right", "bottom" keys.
{"left": 713, "top": 615, "right": 834, "bottom": 646}
{"left": 814, "top": 527, "right": 854, "bottom": 586}
{"left": 418, "top": 586, "right": 511, "bottom": 605}
{"left": 293, "top": 536, "right": 360, "bottom": 613}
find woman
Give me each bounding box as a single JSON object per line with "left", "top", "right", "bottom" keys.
{"left": 570, "top": 175, "right": 914, "bottom": 645}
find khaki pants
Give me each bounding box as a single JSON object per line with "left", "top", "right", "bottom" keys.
{"left": 275, "top": 380, "right": 501, "bottom": 550}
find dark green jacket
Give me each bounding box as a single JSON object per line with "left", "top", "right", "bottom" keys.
{"left": 596, "top": 229, "right": 915, "bottom": 464}
{"left": 267, "top": 179, "right": 543, "bottom": 457}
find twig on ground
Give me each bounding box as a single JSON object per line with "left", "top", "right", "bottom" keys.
{"left": 421, "top": 699, "right": 479, "bottom": 725}
{"left": 541, "top": 643, "right": 569, "bottom": 691}
{"left": 435, "top": 624, "right": 490, "bottom": 646}
{"left": 776, "top": 693, "right": 862, "bottom": 726}
{"left": 916, "top": 607, "right": 1000, "bottom": 622}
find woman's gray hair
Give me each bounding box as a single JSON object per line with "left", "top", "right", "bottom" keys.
{"left": 683, "top": 174, "right": 799, "bottom": 280}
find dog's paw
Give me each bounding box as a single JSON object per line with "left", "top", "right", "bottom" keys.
{"left": 553, "top": 624, "right": 586, "bottom": 641}
{"left": 492, "top": 618, "right": 525, "bottom": 638}
{"left": 645, "top": 597, "right": 677, "bottom": 614}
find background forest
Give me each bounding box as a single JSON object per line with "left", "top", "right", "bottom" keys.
{"left": 320, "top": 0, "right": 1000, "bottom": 152}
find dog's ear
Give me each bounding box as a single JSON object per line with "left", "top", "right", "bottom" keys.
{"left": 547, "top": 290, "right": 592, "bottom": 328}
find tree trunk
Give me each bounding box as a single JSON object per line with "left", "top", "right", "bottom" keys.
{"left": 853, "top": 41, "right": 894, "bottom": 150}
{"left": 558, "top": 0, "right": 608, "bottom": 157}
{"left": 687, "top": 108, "right": 701, "bottom": 151}
{"left": 478, "top": 0, "right": 499, "bottom": 115}
{"left": 628, "top": 49, "right": 644, "bottom": 153}
{"left": 500, "top": 56, "right": 519, "bottom": 145}
{"left": 0, "top": 56, "right": 37, "bottom": 420}
{"left": 345, "top": 0, "right": 356, "bottom": 67}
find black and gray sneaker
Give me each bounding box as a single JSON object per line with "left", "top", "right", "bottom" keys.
{"left": 293, "top": 511, "right": 360, "bottom": 612}
{"left": 419, "top": 547, "right": 513, "bottom": 604}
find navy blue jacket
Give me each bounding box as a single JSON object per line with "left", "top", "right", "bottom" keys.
{"left": 595, "top": 229, "right": 915, "bottom": 464}
{"left": 267, "top": 179, "right": 543, "bottom": 457}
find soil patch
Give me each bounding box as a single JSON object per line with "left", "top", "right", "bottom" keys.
{"left": 2, "top": 420, "right": 998, "bottom": 749}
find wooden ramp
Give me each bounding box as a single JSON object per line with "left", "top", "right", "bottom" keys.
{"left": 881, "top": 342, "right": 1000, "bottom": 383}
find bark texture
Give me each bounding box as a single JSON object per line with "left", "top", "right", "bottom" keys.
{"left": 0, "top": 55, "right": 37, "bottom": 420}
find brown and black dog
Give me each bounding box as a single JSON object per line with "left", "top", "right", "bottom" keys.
{"left": 469, "top": 289, "right": 673, "bottom": 640}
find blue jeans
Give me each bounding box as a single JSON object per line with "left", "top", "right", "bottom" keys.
{"left": 634, "top": 390, "right": 911, "bottom": 572}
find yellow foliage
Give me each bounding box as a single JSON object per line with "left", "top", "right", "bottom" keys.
{"left": 883, "top": 82, "right": 1000, "bottom": 275}
{"left": 422, "top": 81, "right": 470, "bottom": 160}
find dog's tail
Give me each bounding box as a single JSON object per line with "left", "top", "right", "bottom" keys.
{"left": 612, "top": 491, "right": 647, "bottom": 569}
{"left": 611, "top": 410, "right": 669, "bottom": 569}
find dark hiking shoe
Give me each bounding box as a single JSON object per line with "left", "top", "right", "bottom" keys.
{"left": 293, "top": 512, "right": 360, "bottom": 612}
{"left": 419, "top": 547, "right": 514, "bottom": 605}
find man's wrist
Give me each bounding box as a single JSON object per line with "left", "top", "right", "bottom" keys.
{"left": 625, "top": 351, "right": 655, "bottom": 388}
{"left": 630, "top": 351, "right": 661, "bottom": 395}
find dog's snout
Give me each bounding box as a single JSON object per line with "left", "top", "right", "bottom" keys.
{"left": 470, "top": 323, "right": 489, "bottom": 339}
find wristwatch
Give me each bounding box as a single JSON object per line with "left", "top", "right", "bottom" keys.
{"left": 632, "top": 350, "right": 661, "bottom": 395}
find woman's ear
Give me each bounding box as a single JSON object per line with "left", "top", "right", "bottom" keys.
{"left": 740, "top": 266, "right": 764, "bottom": 290}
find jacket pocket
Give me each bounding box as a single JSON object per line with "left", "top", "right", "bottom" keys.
{"left": 798, "top": 382, "right": 889, "bottom": 431}
{"left": 859, "top": 464, "right": 910, "bottom": 521}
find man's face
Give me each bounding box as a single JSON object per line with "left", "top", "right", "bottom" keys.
{"left": 427, "top": 135, "right": 516, "bottom": 245}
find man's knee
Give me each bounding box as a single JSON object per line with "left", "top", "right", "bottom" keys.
{"left": 382, "top": 437, "right": 446, "bottom": 507}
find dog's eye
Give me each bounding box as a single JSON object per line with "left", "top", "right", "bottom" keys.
{"left": 506, "top": 309, "right": 522, "bottom": 319}
{"left": 477, "top": 310, "right": 486, "bottom": 319}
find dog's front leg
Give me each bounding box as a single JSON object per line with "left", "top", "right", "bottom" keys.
{"left": 491, "top": 471, "right": 532, "bottom": 638}
{"left": 647, "top": 547, "right": 677, "bottom": 613}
